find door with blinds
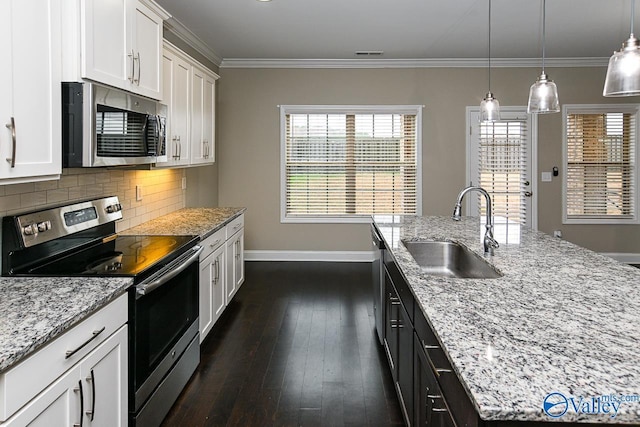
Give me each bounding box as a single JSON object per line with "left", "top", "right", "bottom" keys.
{"left": 467, "top": 108, "right": 536, "bottom": 231}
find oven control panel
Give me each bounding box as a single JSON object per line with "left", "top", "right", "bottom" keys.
{"left": 11, "top": 196, "right": 123, "bottom": 248}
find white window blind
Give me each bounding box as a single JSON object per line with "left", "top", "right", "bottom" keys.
{"left": 565, "top": 107, "right": 637, "bottom": 223}
{"left": 477, "top": 120, "right": 528, "bottom": 225}
{"left": 281, "top": 106, "right": 420, "bottom": 222}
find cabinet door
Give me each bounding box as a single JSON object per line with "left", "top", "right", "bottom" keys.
{"left": 384, "top": 270, "right": 399, "bottom": 378}
{"left": 80, "top": 326, "right": 128, "bottom": 427}
{"left": 397, "top": 302, "right": 414, "bottom": 426}
{"left": 199, "top": 251, "right": 215, "bottom": 342}
{"left": 133, "top": 0, "right": 163, "bottom": 99}
{"left": 81, "top": 0, "right": 132, "bottom": 90}
{"left": 0, "top": 0, "right": 62, "bottom": 183}
{"left": 157, "top": 49, "right": 190, "bottom": 167}
{"left": 232, "top": 229, "right": 244, "bottom": 289}
{"left": 211, "top": 244, "right": 227, "bottom": 323}
{"left": 190, "top": 66, "right": 206, "bottom": 164}
{"left": 2, "top": 365, "right": 81, "bottom": 427}
{"left": 202, "top": 73, "right": 216, "bottom": 163}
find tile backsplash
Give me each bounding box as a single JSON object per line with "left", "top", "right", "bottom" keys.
{"left": 0, "top": 168, "right": 186, "bottom": 232}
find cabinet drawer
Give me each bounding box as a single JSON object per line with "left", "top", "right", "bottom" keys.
{"left": 0, "top": 293, "right": 128, "bottom": 421}
{"left": 225, "top": 215, "right": 244, "bottom": 240}
{"left": 201, "top": 228, "right": 225, "bottom": 259}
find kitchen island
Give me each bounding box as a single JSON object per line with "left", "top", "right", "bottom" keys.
{"left": 373, "top": 215, "right": 640, "bottom": 424}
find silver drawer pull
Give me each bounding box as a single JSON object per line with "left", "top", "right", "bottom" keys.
{"left": 436, "top": 368, "right": 452, "bottom": 374}
{"left": 427, "top": 394, "right": 442, "bottom": 399}
{"left": 432, "top": 408, "right": 449, "bottom": 413}
{"left": 424, "top": 344, "right": 439, "bottom": 350}
{"left": 65, "top": 327, "right": 105, "bottom": 359}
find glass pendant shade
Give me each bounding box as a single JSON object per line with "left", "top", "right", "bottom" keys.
{"left": 603, "top": 35, "right": 640, "bottom": 96}
{"left": 480, "top": 92, "right": 500, "bottom": 122}
{"left": 527, "top": 73, "right": 560, "bottom": 113}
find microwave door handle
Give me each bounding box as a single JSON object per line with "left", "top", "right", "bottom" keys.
{"left": 135, "top": 246, "right": 203, "bottom": 296}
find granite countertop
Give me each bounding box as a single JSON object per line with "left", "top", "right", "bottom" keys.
{"left": 0, "top": 277, "right": 132, "bottom": 373}
{"left": 373, "top": 215, "right": 640, "bottom": 424}
{"left": 123, "top": 207, "right": 246, "bottom": 239}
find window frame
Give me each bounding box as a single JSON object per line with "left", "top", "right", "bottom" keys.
{"left": 562, "top": 104, "right": 640, "bottom": 225}
{"left": 280, "top": 105, "right": 423, "bottom": 224}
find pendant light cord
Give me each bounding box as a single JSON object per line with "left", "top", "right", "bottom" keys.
{"left": 488, "top": 0, "right": 492, "bottom": 92}
{"left": 632, "top": 0, "right": 636, "bottom": 37}
{"left": 542, "top": 0, "right": 546, "bottom": 74}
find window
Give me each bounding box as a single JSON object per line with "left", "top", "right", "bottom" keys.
{"left": 280, "top": 105, "right": 421, "bottom": 223}
{"left": 563, "top": 105, "right": 639, "bottom": 224}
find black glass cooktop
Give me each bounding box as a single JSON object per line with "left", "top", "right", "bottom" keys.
{"left": 27, "top": 235, "right": 198, "bottom": 277}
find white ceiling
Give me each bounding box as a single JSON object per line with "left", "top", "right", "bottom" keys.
{"left": 155, "top": 0, "right": 637, "bottom": 64}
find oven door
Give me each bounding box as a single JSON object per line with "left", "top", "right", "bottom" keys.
{"left": 130, "top": 246, "right": 202, "bottom": 413}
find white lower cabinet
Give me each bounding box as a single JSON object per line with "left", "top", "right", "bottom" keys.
{"left": 198, "top": 214, "right": 245, "bottom": 342}
{"left": 225, "top": 228, "right": 245, "bottom": 304}
{"left": 0, "top": 294, "right": 128, "bottom": 426}
{"left": 199, "top": 243, "right": 225, "bottom": 343}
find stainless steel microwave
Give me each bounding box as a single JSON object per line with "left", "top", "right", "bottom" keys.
{"left": 62, "top": 82, "right": 167, "bottom": 167}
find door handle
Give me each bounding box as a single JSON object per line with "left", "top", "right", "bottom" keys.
{"left": 524, "top": 191, "right": 533, "bottom": 197}
{"left": 5, "top": 117, "right": 16, "bottom": 167}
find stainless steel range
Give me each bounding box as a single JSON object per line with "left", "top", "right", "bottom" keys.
{"left": 1, "top": 196, "right": 202, "bottom": 427}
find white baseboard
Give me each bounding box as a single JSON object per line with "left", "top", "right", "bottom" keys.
{"left": 244, "top": 250, "right": 374, "bottom": 262}
{"left": 600, "top": 252, "right": 640, "bottom": 264}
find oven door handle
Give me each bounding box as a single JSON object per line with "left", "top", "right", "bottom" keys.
{"left": 136, "top": 245, "right": 203, "bottom": 296}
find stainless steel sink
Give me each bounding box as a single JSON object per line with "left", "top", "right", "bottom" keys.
{"left": 402, "top": 240, "right": 502, "bottom": 279}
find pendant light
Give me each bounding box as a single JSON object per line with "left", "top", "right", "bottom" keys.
{"left": 527, "top": 0, "right": 560, "bottom": 113}
{"left": 480, "top": 0, "right": 500, "bottom": 122}
{"left": 603, "top": 0, "right": 640, "bottom": 96}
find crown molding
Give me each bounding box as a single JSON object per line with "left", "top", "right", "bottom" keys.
{"left": 163, "top": 18, "right": 222, "bottom": 66}
{"left": 220, "top": 57, "right": 609, "bottom": 69}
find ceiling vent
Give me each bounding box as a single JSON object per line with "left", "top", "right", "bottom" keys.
{"left": 355, "top": 51, "right": 384, "bottom": 56}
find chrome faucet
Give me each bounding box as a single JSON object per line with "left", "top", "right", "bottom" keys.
{"left": 452, "top": 186, "right": 499, "bottom": 255}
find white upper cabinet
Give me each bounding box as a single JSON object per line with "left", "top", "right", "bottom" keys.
{"left": 156, "top": 42, "right": 218, "bottom": 168}
{"left": 160, "top": 45, "right": 191, "bottom": 167}
{"left": 190, "top": 66, "right": 217, "bottom": 165}
{"left": 0, "top": 0, "right": 62, "bottom": 184}
{"left": 71, "top": 0, "right": 168, "bottom": 100}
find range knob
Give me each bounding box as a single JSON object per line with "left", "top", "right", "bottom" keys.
{"left": 22, "top": 224, "right": 36, "bottom": 236}
{"left": 37, "top": 220, "right": 52, "bottom": 232}
{"left": 106, "top": 203, "right": 122, "bottom": 214}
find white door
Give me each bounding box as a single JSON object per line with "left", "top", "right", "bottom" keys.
{"left": 199, "top": 251, "right": 215, "bottom": 342}
{"left": 211, "top": 245, "right": 226, "bottom": 322}
{"left": 202, "top": 73, "right": 216, "bottom": 163}
{"left": 190, "top": 66, "right": 206, "bottom": 164}
{"left": 80, "top": 326, "right": 127, "bottom": 427}
{"left": 466, "top": 107, "right": 537, "bottom": 231}
{"left": 82, "top": 0, "right": 132, "bottom": 89}
{"left": 134, "top": 1, "right": 163, "bottom": 99}
{"left": 2, "top": 365, "right": 81, "bottom": 427}
{"left": 0, "top": 0, "right": 62, "bottom": 182}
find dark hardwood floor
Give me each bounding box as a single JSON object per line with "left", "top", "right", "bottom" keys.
{"left": 161, "top": 261, "right": 403, "bottom": 427}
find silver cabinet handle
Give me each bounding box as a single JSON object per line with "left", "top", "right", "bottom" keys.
{"left": 432, "top": 408, "right": 449, "bottom": 413}
{"left": 5, "top": 117, "right": 16, "bottom": 167}
{"left": 73, "top": 380, "right": 84, "bottom": 427}
{"left": 135, "top": 52, "right": 141, "bottom": 85}
{"left": 65, "top": 327, "right": 105, "bottom": 359}
{"left": 128, "top": 50, "right": 135, "bottom": 82}
{"left": 85, "top": 369, "right": 96, "bottom": 421}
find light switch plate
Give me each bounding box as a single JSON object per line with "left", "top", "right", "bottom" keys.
{"left": 182, "top": 177, "right": 187, "bottom": 190}
{"left": 136, "top": 185, "right": 143, "bottom": 201}
{"left": 541, "top": 172, "right": 552, "bottom": 182}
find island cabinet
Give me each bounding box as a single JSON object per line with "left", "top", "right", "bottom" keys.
{"left": 0, "top": 294, "right": 128, "bottom": 426}
{"left": 199, "top": 214, "right": 245, "bottom": 343}
{"left": 384, "top": 251, "right": 478, "bottom": 427}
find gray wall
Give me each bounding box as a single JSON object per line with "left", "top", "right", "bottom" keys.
{"left": 216, "top": 66, "right": 640, "bottom": 254}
